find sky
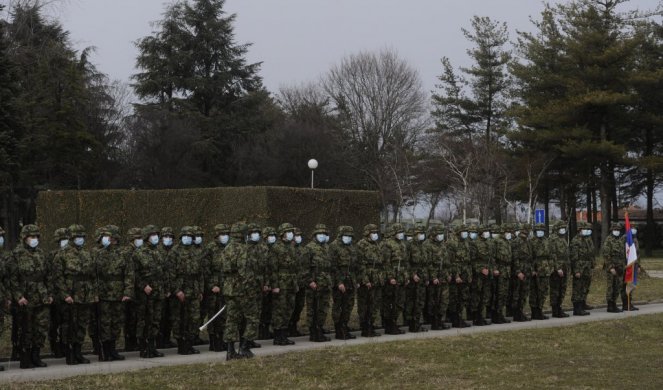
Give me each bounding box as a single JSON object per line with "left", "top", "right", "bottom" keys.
{"left": 21, "top": 0, "right": 661, "bottom": 96}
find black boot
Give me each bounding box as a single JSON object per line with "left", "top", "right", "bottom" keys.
{"left": 313, "top": 326, "right": 331, "bottom": 342}
{"left": 139, "top": 338, "right": 150, "bottom": 358}
{"left": 11, "top": 344, "right": 20, "bottom": 362}
{"left": 92, "top": 336, "right": 100, "bottom": 356}
{"left": 582, "top": 301, "right": 593, "bottom": 310}
{"left": 473, "top": 314, "right": 489, "bottom": 326}
{"left": 573, "top": 302, "right": 590, "bottom": 316}
{"left": 150, "top": 338, "right": 164, "bottom": 357}
{"left": 20, "top": 348, "right": 34, "bottom": 369}
{"left": 239, "top": 339, "right": 255, "bottom": 359}
{"left": 74, "top": 343, "right": 90, "bottom": 364}
{"left": 110, "top": 340, "right": 125, "bottom": 361}
{"left": 244, "top": 338, "right": 261, "bottom": 349}
{"left": 65, "top": 344, "right": 77, "bottom": 365}
{"left": 288, "top": 322, "right": 303, "bottom": 337}
{"left": 226, "top": 342, "right": 239, "bottom": 361}
{"left": 513, "top": 309, "right": 530, "bottom": 322}
{"left": 31, "top": 347, "right": 47, "bottom": 368}
{"left": 532, "top": 307, "right": 549, "bottom": 320}
{"left": 555, "top": 306, "right": 569, "bottom": 318}
{"left": 334, "top": 323, "right": 344, "bottom": 340}
{"left": 343, "top": 323, "right": 356, "bottom": 339}
{"left": 177, "top": 339, "right": 189, "bottom": 355}
{"left": 209, "top": 336, "right": 215, "bottom": 351}
{"left": 607, "top": 301, "right": 622, "bottom": 313}
{"left": 360, "top": 321, "right": 369, "bottom": 337}
{"left": 505, "top": 305, "right": 513, "bottom": 317}
{"left": 368, "top": 323, "right": 380, "bottom": 337}
{"left": 188, "top": 337, "right": 200, "bottom": 354}
{"left": 98, "top": 341, "right": 110, "bottom": 362}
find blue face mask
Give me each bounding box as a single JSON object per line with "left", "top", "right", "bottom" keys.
{"left": 194, "top": 236, "right": 203, "bottom": 245}
{"left": 316, "top": 234, "right": 326, "bottom": 244}
{"left": 101, "top": 236, "right": 111, "bottom": 248}
{"left": 74, "top": 237, "right": 85, "bottom": 247}
{"left": 219, "top": 235, "right": 229, "bottom": 245}
{"left": 60, "top": 239, "right": 69, "bottom": 249}
{"left": 469, "top": 232, "right": 478, "bottom": 240}
{"left": 181, "top": 236, "right": 193, "bottom": 246}
{"left": 162, "top": 236, "right": 173, "bottom": 247}
{"left": 250, "top": 232, "right": 260, "bottom": 242}
{"left": 0, "top": 236, "right": 4, "bottom": 247}
{"left": 285, "top": 232, "right": 294, "bottom": 241}
{"left": 149, "top": 235, "right": 160, "bottom": 246}
{"left": 342, "top": 236, "right": 352, "bottom": 245}
{"left": 267, "top": 235, "right": 277, "bottom": 245}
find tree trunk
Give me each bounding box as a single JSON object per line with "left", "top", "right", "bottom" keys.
{"left": 586, "top": 184, "right": 593, "bottom": 223}
{"left": 599, "top": 123, "right": 609, "bottom": 245}
{"left": 645, "top": 126, "right": 654, "bottom": 257}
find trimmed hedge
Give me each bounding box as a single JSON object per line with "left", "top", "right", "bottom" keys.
{"left": 36, "top": 186, "right": 381, "bottom": 249}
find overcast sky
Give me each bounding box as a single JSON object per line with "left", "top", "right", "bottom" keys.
{"left": 25, "top": 0, "right": 660, "bottom": 96}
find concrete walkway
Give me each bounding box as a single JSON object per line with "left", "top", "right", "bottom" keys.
{"left": 2, "top": 303, "right": 662, "bottom": 383}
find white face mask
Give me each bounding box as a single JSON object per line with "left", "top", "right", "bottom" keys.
{"left": 406, "top": 236, "right": 413, "bottom": 241}
{"left": 28, "top": 238, "right": 39, "bottom": 248}
{"left": 162, "top": 236, "right": 173, "bottom": 247}
{"left": 149, "top": 234, "right": 160, "bottom": 246}
{"left": 285, "top": 232, "right": 294, "bottom": 241}
{"left": 584, "top": 230, "right": 593, "bottom": 237}
{"left": 558, "top": 228, "right": 567, "bottom": 235}
{"left": 194, "top": 236, "right": 203, "bottom": 245}
{"left": 73, "top": 237, "right": 85, "bottom": 247}
{"left": 316, "top": 234, "right": 326, "bottom": 244}
{"left": 505, "top": 233, "right": 513, "bottom": 241}
{"left": 250, "top": 232, "right": 260, "bottom": 242}
{"left": 612, "top": 230, "right": 620, "bottom": 237}
{"left": 631, "top": 229, "right": 637, "bottom": 235}
{"left": 481, "top": 232, "right": 490, "bottom": 239}
{"left": 342, "top": 235, "right": 352, "bottom": 245}
{"left": 417, "top": 233, "right": 425, "bottom": 241}
{"left": 535, "top": 230, "right": 545, "bottom": 238}
{"left": 0, "top": 236, "right": 4, "bottom": 247}
{"left": 219, "top": 234, "right": 229, "bottom": 245}
{"left": 460, "top": 232, "right": 468, "bottom": 239}
{"left": 134, "top": 239, "right": 144, "bottom": 248}
{"left": 370, "top": 233, "right": 379, "bottom": 242}
{"left": 515, "top": 230, "right": 521, "bottom": 237}
{"left": 267, "top": 235, "right": 277, "bottom": 245}
{"left": 396, "top": 232, "right": 405, "bottom": 241}
{"left": 436, "top": 234, "right": 444, "bottom": 242}
{"left": 101, "top": 236, "right": 111, "bottom": 248}
{"left": 181, "top": 236, "right": 193, "bottom": 246}
{"left": 469, "top": 232, "right": 478, "bottom": 240}
{"left": 294, "top": 235, "right": 302, "bottom": 244}
{"left": 60, "top": 239, "right": 69, "bottom": 249}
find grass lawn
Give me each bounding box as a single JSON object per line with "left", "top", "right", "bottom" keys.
{"left": 5, "top": 312, "right": 663, "bottom": 389}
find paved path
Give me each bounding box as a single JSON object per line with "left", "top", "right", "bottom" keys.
{"left": 2, "top": 303, "right": 662, "bottom": 383}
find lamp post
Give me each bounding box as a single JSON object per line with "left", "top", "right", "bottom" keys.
{"left": 308, "top": 159, "right": 318, "bottom": 189}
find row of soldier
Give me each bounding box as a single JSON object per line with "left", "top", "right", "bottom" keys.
{"left": 0, "top": 219, "right": 638, "bottom": 367}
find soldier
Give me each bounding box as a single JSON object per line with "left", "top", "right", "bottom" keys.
{"left": 192, "top": 225, "right": 208, "bottom": 346}
{"left": 329, "top": 225, "right": 358, "bottom": 340}
{"left": 602, "top": 222, "right": 625, "bottom": 313}
{"left": 305, "top": 224, "right": 333, "bottom": 342}
{"left": 172, "top": 226, "right": 204, "bottom": 355}
{"left": 288, "top": 227, "right": 308, "bottom": 337}
{"left": 511, "top": 224, "right": 533, "bottom": 322}
{"left": 356, "top": 224, "right": 383, "bottom": 337}
{"left": 405, "top": 223, "right": 428, "bottom": 332}
{"left": 381, "top": 223, "right": 407, "bottom": 335}
{"left": 223, "top": 222, "right": 264, "bottom": 360}
{"left": 0, "top": 227, "right": 12, "bottom": 369}
{"left": 158, "top": 226, "right": 177, "bottom": 349}
{"left": 47, "top": 228, "right": 69, "bottom": 358}
{"left": 570, "top": 222, "right": 594, "bottom": 316}
{"left": 206, "top": 224, "right": 230, "bottom": 352}
{"left": 133, "top": 225, "right": 166, "bottom": 358}
{"left": 447, "top": 226, "right": 472, "bottom": 328}
{"left": 529, "top": 223, "right": 551, "bottom": 320}
{"left": 7, "top": 225, "right": 53, "bottom": 369}
{"left": 270, "top": 223, "right": 298, "bottom": 346}
{"left": 94, "top": 225, "right": 133, "bottom": 361}
{"left": 623, "top": 224, "right": 639, "bottom": 311}
{"left": 258, "top": 226, "right": 277, "bottom": 340}
{"left": 122, "top": 227, "right": 143, "bottom": 352}
{"left": 490, "top": 225, "right": 512, "bottom": 324}
{"left": 468, "top": 225, "right": 492, "bottom": 326}
{"left": 505, "top": 223, "right": 520, "bottom": 317}
{"left": 52, "top": 224, "right": 95, "bottom": 365}
{"left": 549, "top": 221, "right": 570, "bottom": 318}
{"left": 424, "top": 225, "right": 451, "bottom": 330}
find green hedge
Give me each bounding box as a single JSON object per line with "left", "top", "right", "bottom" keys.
{"left": 36, "top": 186, "right": 380, "bottom": 249}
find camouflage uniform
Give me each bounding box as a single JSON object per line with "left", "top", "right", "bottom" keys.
{"left": 423, "top": 225, "right": 451, "bottom": 330}
{"left": 381, "top": 224, "right": 407, "bottom": 335}
{"left": 548, "top": 221, "right": 570, "bottom": 318}
{"left": 270, "top": 223, "right": 298, "bottom": 345}
{"left": 469, "top": 225, "right": 492, "bottom": 325}
{"left": 529, "top": 224, "right": 552, "bottom": 320}
{"left": 223, "top": 223, "right": 264, "bottom": 360}
{"left": 570, "top": 222, "right": 594, "bottom": 315}
{"left": 0, "top": 227, "right": 13, "bottom": 367}
{"left": 47, "top": 228, "right": 69, "bottom": 359}
{"left": 122, "top": 227, "right": 143, "bottom": 352}
{"left": 288, "top": 227, "right": 308, "bottom": 337}
{"left": 622, "top": 224, "right": 639, "bottom": 311}
{"left": 447, "top": 226, "right": 472, "bottom": 328}
{"left": 172, "top": 226, "right": 204, "bottom": 355}
{"left": 356, "top": 224, "right": 383, "bottom": 337}
{"left": 602, "top": 223, "right": 625, "bottom": 313}
{"left": 490, "top": 225, "right": 512, "bottom": 324}
{"left": 7, "top": 225, "right": 52, "bottom": 369}
{"left": 191, "top": 225, "right": 208, "bottom": 346}
{"left": 158, "top": 226, "right": 177, "bottom": 349}
{"left": 405, "top": 224, "right": 428, "bottom": 332}
{"left": 305, "top": 224, "right": 333, "bottom": 342}
{"left": 206, "top": 224, "right": 230, "bottom": 352}
{"left": 94, "top": 225, "right": 133, "bottom": 361}
{"left": 511, "top": 225, "right": 533, "bottom": 322}
{"left": 258, "top": 226, "right": 276, "bottom": 339}
{"left": 329, "top": 225, "right": 357, "bottom": 340}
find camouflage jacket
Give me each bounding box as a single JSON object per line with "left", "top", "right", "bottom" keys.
{"left": 259, "top": 243, "right": 275, "bottom": 289}
{"left": 530, "top": 237, "right": 553, "bottom": 276}
{"left": 52, "top": 245, "right": 97, "bottom": 304}
{"left": 206, "top": 241, "right": 227, "bottom": 292}
{"left": 193, "top": 244, "right": 209, "bottom": 295}
{"left": 570, "top": 236, "right": 595, "bottom": 274}
{"left": 94, "top": 244, "right": 134, "bottom": 301}
{"left": 8, "top": 244, "right": 51, "bottom": 306}
{"left": 492, "top": 237, "right": 512, "bottom": 274}
{"left": 510, "top": 236, "right": 533, "bottom": 277}
{"left": 328, "top": 239, "right": 357, "bottom": 288}
{"left": 133, "top": 243, "right": 167, "bottom": 299}
{"left": 446, "top": 238, "right": 472, "bottom": 281}
{"left": 305, "top": 241, "right": 333, "bottom": 290}
{"left": 356, "top": 238, "right": 384, "bottom": 286}
{"left": 271, "top": 240, "right": 299, "bottom": 291}
{"left": 158, "top": 245, "right": 176, "bottom": 295}
{"left": 408, "top": 241, "right": 429, "bottom": 282}
{"left": 222, "top": 240, "right": 264, "bottom": 297}
{"left": 423, "top": 240, "right": 450, "bottom": 282}
{"left": 294, "top": 244, "right": 309, "bottom": 288}
{"left": 469, "top": 238, "right": 493, "bottom": 274}
{"left": 172, "top": 244, "right": 204, "bottom": 297}
{"left": 381, "top": 238, "right": 408, "bottom": 284}
{"left": 601, "top": 236, "right": 625, "bottom": 273}
{"left": 548, "top": 234, "right": 569, "bottom": 272}
{"left": 0, "top": 249, "right": 10, "bottom": 301}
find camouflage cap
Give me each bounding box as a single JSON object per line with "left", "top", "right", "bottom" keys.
{"left": 161, "top": 226, "right": 174, "bottom": 237}
{"left": 478, "top": 225, "right": 490, "bottom": 233}
{"left": 610, "top": 222, "right": 622, "bottom": 230}
{"left": 230, "top": 222, "right": 246, "bottom": 238}
{"left": 413, "top": 223, "right": 425, "bottom": 234}
{"left": 214, "top": 224, "right": 231, "bottom": 235}
{"left": 54, "top": 227, "right": 70, "bottom": 242}
{"left": 385, "top": 223, "right": 404, "bottom": 238}
{"left": 338, "top": 225, "right": 354, "bottom": 237}
{"left": 520, "top": 223, "right": 532, "bottom": 232}
{"left": 363, "top": 224, "right": 379, "bottom": 236}
{"left": 106, "top": 225, "right": 121, "bottom": 240}
{"left": 491, "top": 225, "right": 503, "bottom": 234}
{"left": 405, "top": 227, "right": 414, "bottom": 237}
{"left": 294, "top": 227, "right": 302, "bottom": 235}
{"left": 68, "top": 224, "right": 86, "bottom": 237}
{"left": 502, "top": 223, "right": 513, "bottom": 232}
{"left": 467, "top": 224, "right": 478, "bottom": 233}
{"left": 180, "top": 226, "right": 195, "bottom": 237}
{"left": 246, "top": 223, "right": 261, "bottom": 233}
{"left": 534, "top": 223, "right": 546, "bottom": 230}
{"left": 262, "top": 226, "right": 277, "bottom": 236}
{"left": 311, "top": 224, "right": 328, "bottom": 236}
{"left": 142, "top": 224, "right": 160, "bottom": 238}
{"left": 21, "top": 224, "right": 40, "bottom": 238}
{"left": 94, "top": 226, "right": 112, "bottom": 242}
{"left": 278, "top": 222, "right": 295, "bottom": 235}
{"left": 192, "top": 225, "right": 204, "bottom": 236}
{"left": 127, "top": 227, "right": 143, "bottom": 239}
{"left": 428, "top": 224, "right": 445, "bottom": 235}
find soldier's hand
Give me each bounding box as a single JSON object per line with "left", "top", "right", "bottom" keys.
{"left": 309, "top": 282, "right": 318, "bottom": 290}
{"left": 18, "top": 297, "right": 28, "bottom": 306}
{"left": 365, "top": 282, "right": 372, "bottom": 289}
{"left": 413, "top": 275, "right": 420, "bottom": 283}
{"left": 447, "top": 276, "right": 452, "bottom": 283}
{"left": 144, "top": 285, "right": 153, "bottom": 295}
{"left": 176, "top": 291, "right": 185, "bottom": 302}
{"left": 433, "top": 278, "right": 440, "bottom": 285}
{"left": 481, "top": 268, "right": 489, "bottom": 276}
{"left": 198, "top": 294, "right": 203, "bottom": 301}
{"left": 575, "top": 272, "right": 581, "bottom": 278}
{"left": 389, "top": 278, "right": 397, "bottom": 285}
{"left": 610, "top": 268, "right": 617, "bottom": 276}
{"left": 121, "top": 296, "right": 131, "bottom": 302}
{"left": 455, "top": 276, "right": 462, "bottom": 283}
{"left": 493, "top": 270, "right": 500, "bottom": 277}
{"left": 272, "top": 288, "right": 281, "bottom": 294}
{"left": 65, "top": 296, "right": 74, "bottom": 304}
{"left": 518, "top": 272, "right": 525, "bottom": 281}
{"left": 558, "top": 269, "right": 564, "bottom": 277}
{"left": 212, "top": 286, "right": 220, "bottom": 294}
{"left": 47, "top": 297, "right": 54, "bottom": 305}
{"left": 338, "top": 284, "right": 346, "bottom": 293}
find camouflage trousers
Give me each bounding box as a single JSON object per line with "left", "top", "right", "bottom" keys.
{"left": 448, "top": 282, "right": 470, "bottom": 318}
{"left": 306, "top": 287, "right": 331, "bottom": 329}
{"left": 427, "top": 282, "right": 449, "bottom": 321}
{"left": 136, "top": 293, "right": 162, "bottom": 341}
{"left": 272, "top": 289, "right": 296, "bottom": 330}
{"left": 172, "top": 298, "right": 201, "bottom": 342}
{"left": 124, "top": 300, "right": 137, "bottom": 342}
{"left": 17, "top": 304, "right": 49, "bottom": 348}
{"left": 404, "top": 281, "right": 426, "bottom": 323}
{"left": 549, "top": 272, "right": 568, "bottom": 308}
{"left": 200, "top": 293, "right": 208, "bottom": 331}
{"left": 529, "top": 275, "right": 549, "bottom": 309}
{"left": 224, "top": 293, "right": 260, "bottom": 343}
{"left": 60, "top": 303, "right": 91, "bottom": 344}
{"left": 332, "top": 287, "right": 355, "bottom": 325}
{"left": 207, "top": 292, "right": 226, "bottom": 337}
{"left": 471, "top": 274, "right": 491, "bottom": 317}
{"left": 48, "top": 303, "right": 62, "bottom": 346}
{"left": 606, "top": 270, "right": 624, "bottom": 303}
{"left": 489, "top": 274, "right": 509, "bottom": 314}
{"left": 511, "top": 276, "right": 530, "bottom": 310}
{"left": 289, "top": 286, "right": 307, "bottom": 327}
{"left": 99, "top": 300, "right": 124, "bottom": 342}
{"left": 382, "top": 284, "right": 404, "bottom": 324}
{"left": 572, "top": 272, "right": 592, "bottom": 303}
{"left": 159, "top": 296, "right": 177, "bottom": 343}
{"left": 357, "top": 284, "right": 381, "bottom": 327}
{"left": 260, "top": 293, "right": 273, "bottom": 331}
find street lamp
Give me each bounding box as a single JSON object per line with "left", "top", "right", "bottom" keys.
{"left": 308, "top": 159, "right": 318, "bottom": 189}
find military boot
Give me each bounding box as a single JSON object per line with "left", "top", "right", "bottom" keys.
{"left": 98, "top": 341, "right": 110, "bottom": 362}
{"left": 139, "top": 338, "right": 150, "bottom": 358}
{"left": 31, "top": 347, "right": 47, "bottom": 368}
{"left": 573, "top": 302, "right": 589, "bottom": 316}
{"left": 334, "top": 323, "right": 344, "bottom": 340}
{"left": 513, "top": 309, "right": 530, "bottom": 322}
{"left": 11, "top": 343, "right": 20, "bottom": 362}
{"left": 19, "top": 348, "right": 34, "bottom": 369}
{"left": 607, "top": 301, "right": 622, "bottom": 313}
{"left": 582, "top": 301, "right": 593, "bottom": 310}
{"left": 239, "top": 339, "right": 255, "bottom": 359}
{"left": 209, "top": 336, "right": 215, "bottom": 351}
{"left": 188, "top": 337, "right": 200, "bottom": 354}
{"left": 149, "top": 338, "right": 164, "bottom": 357}
{"left": 430, "top": 317, "right": 442, "bottom": 330}
{"left": 74, "top": 343, "right": 90, "bottom": 364}
{"left": 557, "top": 306, "right": 569, "bottom": 318}
{"left": 177, "top": 339, "right": 187, "bottom": 355}
{"left": 343, "top": 323, "right": 356, "bottom": 339}
{"left": 368, "top": 323, "right": 381, "bottom": 337}
{"left": 473, "top": 314, "right": 489, "bottom": 326}
{"left": 65, "top": 344, "right": 77, "bottom": 365}
{"left": 360, "top": 321, "right": 369, "bottom": 337}
{"left": 243, "top": 337, "right": 260, "bottom": 349}
{"left": 281, "top": 329, "right": 295, "bottom": 344}
{"left": 226, "top": 342, "right": 239, "bottom": 361}
{"left": 314, "top": 326, "right": 331, "bottom": 342}
{"left": 110, "top": 340, "right": 125, "bottom": 361}
{"left": 531, "top": 307, "right": 549, "bottom": 320}
{"left": 505, "top": 305, "right": 513, "bottom": 317}
{"left": 622, "top": 300, "right": 639, "bottom": 311}
{"left": 288, "top": 322, "right": 303, "bottom": 337}
{"left": 50, "top": 339, "right": 63, "bottom": 358}
{"left": 309, "top": 327, "right": 317, "bottom": 341}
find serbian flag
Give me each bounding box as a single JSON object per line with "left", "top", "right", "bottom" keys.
{"left": 624, "top": 213, "right": 638, "bottom": 295}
